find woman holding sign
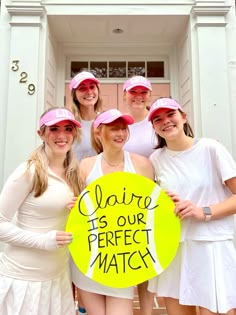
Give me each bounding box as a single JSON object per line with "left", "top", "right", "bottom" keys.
{"left": 70, "top": 108, "right": 155, "bottom": 315}
{"left": 0, "top": 107, "right": 81, "bottom": 315}
{"left": 148, "top": 97, "right": 236, "bottom": 315}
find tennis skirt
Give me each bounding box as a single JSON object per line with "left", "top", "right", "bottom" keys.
{"left": 0, "top": 268, "right": 75, "bottom": 315}
{"left": 70, "top": 258, "right": 134, "bottom": 299}
{"left": 148, "top": 240, "right": 236, "bottom": 313}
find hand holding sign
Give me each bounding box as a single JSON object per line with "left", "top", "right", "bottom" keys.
{"left": 66, "top": 172, "right": 180, "bottom": 288}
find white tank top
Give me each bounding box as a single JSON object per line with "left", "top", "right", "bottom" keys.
{"left": 86, "top": 151, "right": 136, "bottom": 185}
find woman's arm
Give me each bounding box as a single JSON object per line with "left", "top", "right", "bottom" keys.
{"left": 209, "top": 177, "right": 236, "bottom": 219}
{"left": 0, "top": 164, "right": 71, "bottom": 250}
{"left": 175, "top": 177, "right": 236, "bottom": 221}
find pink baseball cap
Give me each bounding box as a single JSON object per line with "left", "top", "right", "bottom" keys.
{"left": 39, "top": 108, "right": 81, "bottom": 129}
{"left": 69, "top": 71, "right": 100, "bottom": 91}
{"left": 148, "top": 98, "right": 182, "bottom": 121}
{"left": 93, "top": 109, "right": 134, "bottom": 129}
{"left": 123, "top": 76, "right": 152, "bottom": 91}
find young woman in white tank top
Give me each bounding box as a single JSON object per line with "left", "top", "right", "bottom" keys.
{"left": 70, "top": 109, "right": 154, "bottom": 315}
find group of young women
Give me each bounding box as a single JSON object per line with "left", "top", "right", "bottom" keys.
{"left": 0, "top": 70, "right": 236, "bottom": 315}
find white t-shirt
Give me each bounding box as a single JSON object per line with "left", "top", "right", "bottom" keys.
{"left": 149, "top": 138, "right": 236, "bottom": 241}
{"left": 124, "top": 117, "right": 156, "bottom": 158}
{"left": 73, "top": 120, "right": 97, "bottom": 161}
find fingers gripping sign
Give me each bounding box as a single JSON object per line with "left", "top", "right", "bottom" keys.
{"left": 66, "top": 172, "right": 180, "bottom": 288}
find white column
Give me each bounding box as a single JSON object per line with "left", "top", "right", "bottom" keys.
{"left": 3, "top": 3, "right": 46, "bottom": 180}
{"left": 190, "top": 3, "right": 236, "bottom": 246}
{"left": 190, "top": 4, "right": 233, "bottom": 152}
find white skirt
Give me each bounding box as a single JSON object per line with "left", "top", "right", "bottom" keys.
{"left": 0, "top": 269, "right": 75, "bottom": 315}
{"left": 70, "top": 258, "right": 134, "bottom": 299}
{"left": 148, "top": 240, "right": 236, "bottom": 313}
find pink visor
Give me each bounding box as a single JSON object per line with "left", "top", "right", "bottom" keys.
{"left": 93, "top": 109, "right": 134, "bottom": 129}
{"left": 69, "top": 71, "right": 100, "bottom": 91}
{"left": 148, "top": 98, "right": 183, "bottom": 121}
{"left": 39, "top": 108, "right": 81, "bottom": 129}
{"left": 123, "top": 76, "right": 152, "bottom": 91}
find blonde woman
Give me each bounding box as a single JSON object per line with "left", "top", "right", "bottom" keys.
{"left": 0, "top": 107, "right": 81, "bottom": 315}
{"left": 70, "top": 109, "right": 154, "bottom": 315}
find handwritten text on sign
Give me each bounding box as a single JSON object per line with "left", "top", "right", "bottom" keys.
{"left": 66, "top": 172, "right": 180, "bottom": 288}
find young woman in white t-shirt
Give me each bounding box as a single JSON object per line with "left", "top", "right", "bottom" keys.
{"left": 123, "top": 76, "right": 156, "bottom": 158}
{"left": 148, "top": 97, "right": 236, "bottom": 315}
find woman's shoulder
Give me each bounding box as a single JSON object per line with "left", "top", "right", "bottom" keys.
{"left": 79, "top": 155, "right": 99, "bottom": 185}
{"left": 197, "top": 138, "right": 226, "bottom": 152}
{"left": 3, "top": 161, "right": 35, "bottom": 189}
{"left": 128, "top": 152, "right": 154, "bottom": 178}
{"left": 128, "top": 151, "right": 150, "bottom": 163}
{"left": 129, "top": 153, "right": 151, "bottom": 169}
{"left": 149, "top": 147, "right": 165, "bottom": 159}
{"left": 80, "top": 155, "right": 98, "bottom": 168}
{"left": 10, "top": 161, "right": 34, "bottom": 178}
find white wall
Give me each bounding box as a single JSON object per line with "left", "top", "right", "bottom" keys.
{"left": 45, "top": 25, "right": 58, "bottom": 109}
{"left": 190, "top": 4, "right": 234, "bottom": 155}
{"left": 177, "top": 22, "right": 194, "bottom": 127}
{"left": 226, "top": 1, "right": 236, "bottom": 159}
{"left": 0, "top": 0, "right": 11, "bottom": 190}
{"left": 0, "top": 3, "right": 48, "bottom": 188}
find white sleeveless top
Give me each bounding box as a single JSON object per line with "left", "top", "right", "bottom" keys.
{"left": 86, "top": 151, "right": 136, "bottom": 185}
{"left": 70, "top": 151, "right": 136, "bottom": 298}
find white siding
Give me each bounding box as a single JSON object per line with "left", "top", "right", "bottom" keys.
{"left": 177, "top": 25, "right": 193, "bottom": 127}
{"left": 45, "top": 26, "right": 58, "bottom": 109}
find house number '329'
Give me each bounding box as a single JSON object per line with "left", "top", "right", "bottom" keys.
{"left": 11, "top": 60, "right": 36, "bottom": 95}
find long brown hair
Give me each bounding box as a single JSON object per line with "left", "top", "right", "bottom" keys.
{"left": 153, "top": 109, "right": 194, "bottom": 149}
{"left": 70, "top": 71, "right": 103, "bottom": 122}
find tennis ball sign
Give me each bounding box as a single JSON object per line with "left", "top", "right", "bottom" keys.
{"left": 66, "top": 172, "right": 180, "bottom": 288}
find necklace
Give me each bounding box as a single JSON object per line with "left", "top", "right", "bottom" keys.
{"left": 102, "top": 154, "right": 124, "bottom": 167}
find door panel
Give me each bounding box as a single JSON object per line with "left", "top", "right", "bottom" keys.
{"left": 150, "top": 84, "right": 170, "bottom": 103}
{"left": 100, "top": 84, "right": 118, "bottom": 111}
{"left": 117, "top": 83, "right": 170, "bottom": 112}
{"left": 65, "top": 83, "right": 170, "bottom": 112}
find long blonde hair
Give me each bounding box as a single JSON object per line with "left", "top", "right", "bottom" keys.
{"left": 26, "top": 108, "right": 81, "bottom": 197}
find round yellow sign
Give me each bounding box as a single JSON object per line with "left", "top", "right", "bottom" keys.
{"left": 66, "top": 172, "right": 180, "bottom": 288}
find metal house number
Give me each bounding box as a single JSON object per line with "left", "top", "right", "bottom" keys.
{"left": 11, "top": 60, "right": 36, "bottom": 95}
